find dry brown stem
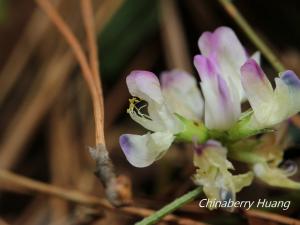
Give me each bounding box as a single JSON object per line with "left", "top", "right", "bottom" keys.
{"left": 13, "top": 196, "right": 49, "bottom": 225}
{"left": 0, "top": 0, "right": 61, "bottom": 105}
{"left": 49, "top": 103, "right": 79, "bottom": 221}
{"left": 244, "top": 209, "right": 300, "bottom": 225}
{"left": 0, "top": 0, "right": 121, "bottom": 170}
{"left": 35, "top": 0, "right": 104, "bottom": 145}
{"left": 35, "top": 0, "right": 131, "bottom": 206}
{"left": 160, "top": 0, "right": 192, "bottom": 72}
{"left": 0, "top": 169, "right": 204, "bottom": 225}
{"left": 0, "top": 219, "right": 9, "bottom": 225}
{"left": 80, "top": 0, "right": 102, "bottom": 99}
{"left": 0, "top": 50, "right": 74, "bottom": 169}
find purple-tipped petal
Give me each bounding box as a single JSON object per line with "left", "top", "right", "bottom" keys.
{"left": 126, "top": 71, "right": 163, "bottom": 103}
{"left": 241, "top": 59, "right": 273, "bottom": 124}
{"left": 241, "top": 59, "right": 266, "bottom": 80}
{"left": 272, "top": 70, "right": 300, "bottom": 125}
{"left": 198, "top": 26, "right": 248, "bottom": 101}
{"left": 194, "top": 55, "right": 241, "bottom": 130}
{"left": 194, "top": 55, "right": 218, "bottom": 81}
{"left": 242, "top": 61, "right": 300, "bottom": 127}
{"left": 160, "top": 70, "right": 204, "bottom": 121}
{"left": 280, "top": 70, "right": 300, "bottom": 87}
{"left": 120, "top": 132, "right": 174, "bottom": 168}
{"left": 198, "top": 27, "right": 247, "bottom": 64}
{"left": 197, "top": 31, "right": 214, "bottom": 56}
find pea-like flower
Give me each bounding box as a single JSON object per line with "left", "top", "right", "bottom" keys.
{"left": 119, "top": 25, "right": 300, "bottom": 205}
{"left": 161, "top": 70, "right": 204, "bottom": 121}
{"left": 119, "top": 70, "right": 204, "bottom": 167}
{"left": 229, "top": 130, "right": 300, "bottom": 189}
{"left": 193, "top": 140, "right": 253, "bottom": 209}
{"left": 253, "top": 162, "right": 300, "bottom": 189}
{"left": 251, "top": 133, "right": 300, "bottom": 189}
{"left": 194, "top": 55, "right": 241, "bottom": 130}
{"left": 241, "top": 59, "right": 300, "bottom": 129}
{"left": 194, "top": 27, "right": 259, "bottom": 130}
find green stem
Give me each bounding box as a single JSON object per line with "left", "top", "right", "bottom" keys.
{"left": 135, "top": 187, "right": 202, "bottom": 225}
{"left": 218, "top": 0, "right": 285, "bottom": 73}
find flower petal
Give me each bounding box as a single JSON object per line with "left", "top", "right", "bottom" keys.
{"left": 126, "top": 71, "right": 183, "bottom": 133}
{"left": 120, "top": 132, "right": 174, "bottom": 168}
{"left": 126, "top": 70, "right": 164, "bottom": 104}
{"left": 193, "top": 141, "right": 253, "bottom": 209}
{"left": 242, "top": 61, "right": 300, "bottom": 127}
{"left": 160, "top": 70, "right": 204, "bottom": 121}
{"left": 232, "top": 172, "right": 254, "bottom": 192}
{"left": 241, "top": 59, "right": 274, "bottom": 125}
{"left": 253, "top": 163, "right": 300, "bottom": 189}
{"left": 198, "top": 27, "right": 246, "bottom": 60}
{"left": 194, "top": 55, "right": 241, "bottom": 130}
{"left": 198, "top": 27, "right": 248, "bottom": 101}
{"left": 272, "top": 70, "right": 300, "bottom": 123}
{"left": 251, "top": 51, "right": 261, "bottom": 64}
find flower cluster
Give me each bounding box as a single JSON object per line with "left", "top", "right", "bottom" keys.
{"left": 119, "top": 27, "right": 300, "bottom": 208}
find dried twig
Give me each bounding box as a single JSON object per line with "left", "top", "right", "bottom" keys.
{"left": 80, "top": 0, "right": 102, "bottom": 97}
{"left": 94, "top": 0, "right": 123, "bottom": 30}
{"left": 0, "top": 218, "right": 9, "bottom": 225}
{"left": 0, "top": 0, "right": 61, "bottom": 105}
{"left": 35, "top": 0, "right": 103, "bottom": 144}
{"left": 0, "top": 50, "right": 74, "bottom": 169}
{"left": 218, "top": 0, "right": 285, "bottom": 73}
{"left": 0, "top": 0, "right": 121, "bottom": 170}
{"left": 49, "top": 103, "right": 78, "bottom": 221}
{"left": 0, "top": 169, "right": 205, "bottom": 225}
{"left": 80, "top": 0, "right": 105, "bottom": 151}
{"left": 160, "top": 0, "right": 192, "bottom": 72}
{"left": 244, "top": 209, "right": 300, "bottom": 225}
{"left": 13, "top": 196, "right": 49, "bottom": 225}
{"left": 35, "top": 0, "right": 131, "bottom": 206}
{"left": 80, "top": 0, "right": 130, "bottom": 206}
{"left": 185, "top": 0, "right": 220, "bottom": 30}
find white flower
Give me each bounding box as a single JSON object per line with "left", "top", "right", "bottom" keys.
{"left": 194, "top": 55, "right": 241, "bottom": 130}
{"left": 241, "top": 59, "right": 300, "bottom": 129}
{"left": 161, "top": 69, "right": 204, "bottom": 121}
{"left": 248, "top": 132, "right": 300, "bottom": 189}
{"left": 198, "top": 26, "right": 259, "bottom": 102}
{"left": 120, "top": 70, "right": 203, "bottom": 167}
{"left": 194, "top": 27, "right": 259, "bottom": 130}
{"left": 193, "top": 140, "right": 253, "bottom": 209}
{"left": 253, "top": 162, "right": 300, "bottom": 189}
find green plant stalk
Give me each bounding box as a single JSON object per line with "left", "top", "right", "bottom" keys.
{"left": 135, "top": 187, "right": 202, "bottom": 225}
{"left": 218, "top": 0, "right": 285, "bottom": 73}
